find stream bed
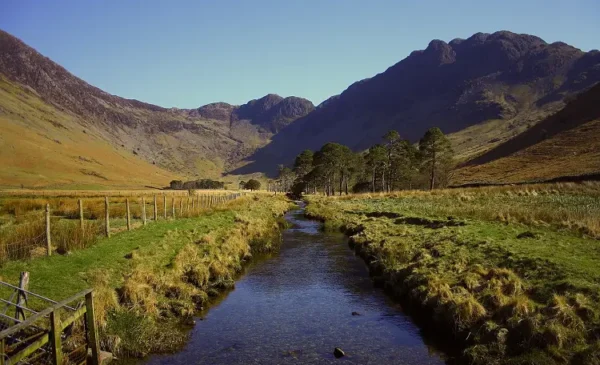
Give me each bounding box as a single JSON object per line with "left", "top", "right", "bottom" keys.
{"left": 145, "top": 207, "right": 447, "bottom": 364}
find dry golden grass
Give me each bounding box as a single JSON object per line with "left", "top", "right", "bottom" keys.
{"left": 0, "top": 192, "right": 245, "bottom": 263}
{"left": 0, "top": 189, "right": 238, "bottom": 198}
{"left": 322, "top": 181, "right": 600, "bottom": 238}
{"left": 0, "top": 77, "right": 178, "bottom": 189}
{"left": 455, "top": 119, "right": 600, "bottom": 185}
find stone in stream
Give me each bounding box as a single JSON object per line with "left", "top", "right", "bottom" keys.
{"left": 333, "top": 347, "right": 345, "bottom": 358}
{"left": 351, "top": 311, "right": 361, "bottom": 316}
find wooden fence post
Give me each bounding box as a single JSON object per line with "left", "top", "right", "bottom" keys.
{"left": 78, "top": 199, "right": 84, "bottom": 233}
{"left": 186, "top": 198, "right": 190, "bottom": 215}
{"left": 172, "top": 198, "right": 175, "bottom": 218}
{"left": 179, "top": 199, "right": 183, "bottom": 217}
{"left": 192, "top": 196, "right": 195, "bottom": 212}
{"left": 105, "top": 197, "right": 110, "bottom": 238}
{"left": 163, "top": 195, "right": 167, "bottom": 219}
{"left": 126, "top": 198, "right": 131, "bottom": 231}
{"left": 85, "top": 291, "right": 101, "bottom": 365}
{"left": 50, "top": 310, "right": 63, "bottom": 364}
{"left": 142, "top": 197, "right": 147, "bottom": 226}
{"left": 153, "top": 195, "right": 158, "bottom": 221}
{"left": 15, "top": 272, "right": 29, "bottom": 321}
{"left": 0, "top": 338, "right": 5, "bottom": 365}
{"left": 45, "top": 204, "right": 51, "bottom": 256}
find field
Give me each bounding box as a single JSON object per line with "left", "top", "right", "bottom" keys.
{"left": 0, "top": 194, "right": 290, "bottom": 358}
{"left": 0, "top": 190, "right": 242, "bottom": 263}
{"left": 305, "top": 182, "right": 600, "bottom": 364}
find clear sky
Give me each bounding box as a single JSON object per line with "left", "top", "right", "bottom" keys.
{"left": 1, "top": 0, "right": 599, "bottom": 108}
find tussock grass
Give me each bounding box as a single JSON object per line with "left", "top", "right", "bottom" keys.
{"left": 322, "top": 182, "right": 600, "bottom": 238}
{"left": 305, "top": 182, "right": 600, "bottom": 364}
{"left": 0, "top": 194, "right": 290, "bottom": 358}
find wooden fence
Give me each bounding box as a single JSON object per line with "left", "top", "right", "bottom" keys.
{"left": 1, "top": 192, "right": 244, "bottom": 261}
{"left": 0, "top": 276, "right": 102, "bottom": 365}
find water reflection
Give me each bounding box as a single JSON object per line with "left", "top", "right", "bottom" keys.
{"left": 145, "top": 208, "right": 446, "bottom": 364}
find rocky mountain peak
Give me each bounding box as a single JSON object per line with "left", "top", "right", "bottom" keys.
{"left": 235, "top": 30, "right": 600, "bottom": 175}
{"left": 423, "top": 39, "right": 456, "bottom": 65}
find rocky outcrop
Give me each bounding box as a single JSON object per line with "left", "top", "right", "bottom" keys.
{"left": 235, "top": 31, "right": 600, "bottom": 175}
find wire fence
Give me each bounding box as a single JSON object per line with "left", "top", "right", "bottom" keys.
{"left": 0, "top": 192, "right": 244, "bottom": 265}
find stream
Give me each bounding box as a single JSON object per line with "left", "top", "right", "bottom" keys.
{"left": 145, "top": 206, "right": 447, "bottom": 364}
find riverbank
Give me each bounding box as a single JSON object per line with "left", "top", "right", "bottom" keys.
{"left": 145, "top": 205, "right": 446, "bottom": 365}
{"left": 0, "top": 195, "right": 292, "bottom": 358}
{"left": 305, "top": 183, "right": 600, "bottom": 364}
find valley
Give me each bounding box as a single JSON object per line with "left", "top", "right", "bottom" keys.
{"left": 1, "top": 13, "right": 600, "bottom": 365}
{"left": 1, "top": 29, "right": 599, "bottom": 188}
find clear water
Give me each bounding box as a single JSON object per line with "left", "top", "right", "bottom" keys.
{"left": 145, "top": 207, "right": 447, "bottom": 364}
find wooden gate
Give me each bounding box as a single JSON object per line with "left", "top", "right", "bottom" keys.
{"left": 0, "top": 276, "right": 101, "bottom": 365}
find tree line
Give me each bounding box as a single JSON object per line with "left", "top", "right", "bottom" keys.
{"left": 169, "top": 179, "right": 225, "bottom": 190}
{"left": 239, "top": 179, "right": 261, "bottom": 191}
{"left": 270, "top": 127, "right": 454, "bottom": 196}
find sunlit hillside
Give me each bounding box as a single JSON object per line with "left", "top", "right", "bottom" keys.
{"left": 0, "top": 76, "right": 178, "bottom": 189}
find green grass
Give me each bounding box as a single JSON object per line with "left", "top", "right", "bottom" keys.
{"left": 305, "top": 184, "right": 600, "bottom": 364}
{"left": 0, "top": 211, "right": 235, "bottom": 299}
{"left": 0, "top": 195, "right": 291, "bottom": 358}
{"left": 0, "top": 214, "right": 235, "bottom": 359}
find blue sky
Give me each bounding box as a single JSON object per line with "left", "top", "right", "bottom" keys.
{"left": 2, "top": 0, "right": 599, "bottom": 108}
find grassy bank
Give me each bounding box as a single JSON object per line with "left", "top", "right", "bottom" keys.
{"left": 305, "top": 183, "right": 600, "bottom": 364}
{"left": 0, "top": 195, "right": 291, "bottom": 358}
{"left": 0, "top": 193, "right": 239, "bottom": 263}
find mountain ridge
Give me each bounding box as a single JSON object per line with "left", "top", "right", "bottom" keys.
{"left": 234, "top": 30, "right": 600, "bottom": 176}
{"left": 0, "top": 29, "right": 313, "bottom": 185}
{"left": 1, "top": 28, "right": 599, "bottom": 187}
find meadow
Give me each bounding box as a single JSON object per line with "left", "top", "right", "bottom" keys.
{"left": 0, "top": 190, "right": 242, "bottom": 264}
{"left": 0, "top": 194, "right": 291, "bottom": 359}
{"left": 305, "top": 182, "right": 600, "bottom": 364}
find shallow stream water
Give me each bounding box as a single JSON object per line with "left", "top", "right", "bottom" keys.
{"left": 145, "top": 206, "right": 447, "bottom": 364}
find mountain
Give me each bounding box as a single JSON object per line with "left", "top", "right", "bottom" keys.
{"left": 0, "top": 30, "right": 313, "bottom": 188}
{"left": 192, "top": 94, "right": 315, "bottom": 133}
{"left": 2, "top": 28, "right": 599, "bottom": 188}
{"left": 455, "top": 82, "right": 600, "bottom": 185}
{"left": 234, "top": 31, "right": 600, "bottom": 176}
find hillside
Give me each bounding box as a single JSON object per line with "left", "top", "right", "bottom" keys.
{"left": 235, "top": 31, "right": 600, "bottom": 176}
{"left": 454, "top": 83, "right": 600, "bottom": 184}
{"left": 0, "top": 30, "right": 313, "bottom": 188}
{"left": 0, "top": 75, "right": 176, "bottom": 189}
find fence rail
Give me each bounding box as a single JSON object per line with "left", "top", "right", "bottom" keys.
{"left": 0, "top": 192, "right": 244, "bottom": 264}
{"left": 0, "top": 278, "right": 100, "bottom": 365}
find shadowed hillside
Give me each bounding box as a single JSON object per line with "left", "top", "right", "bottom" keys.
{"left": 234, "top": 31, "right": 600, "bottom": 176}
{"left": 455, "top": 83, "right": 600, "bottom": 184}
